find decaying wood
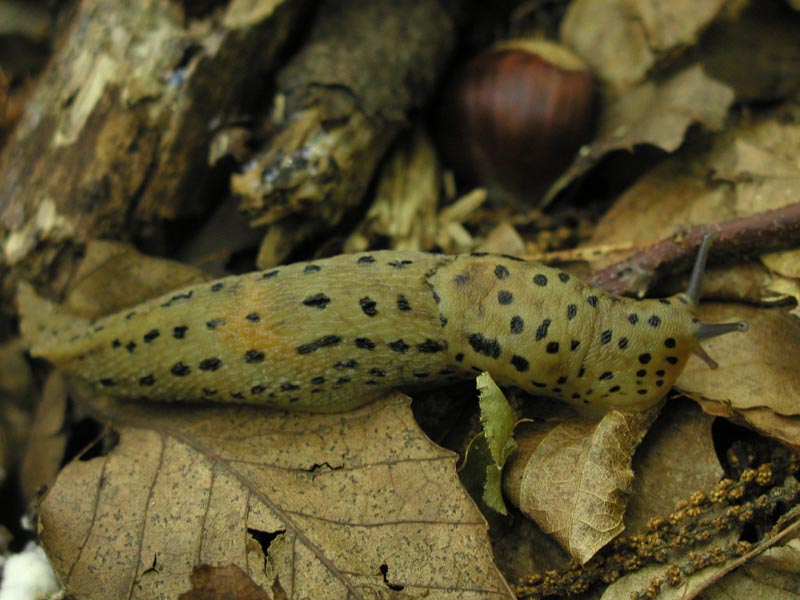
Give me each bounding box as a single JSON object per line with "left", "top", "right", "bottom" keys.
{"left": 232, "top": 0, "right": 463, "bottom": 265}
{"left": 0, "top": 0, "right": 308, "bottom": 307}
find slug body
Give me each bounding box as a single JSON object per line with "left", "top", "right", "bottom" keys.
{"left": 19, "top": 241, "right": 745, "bottom": 413}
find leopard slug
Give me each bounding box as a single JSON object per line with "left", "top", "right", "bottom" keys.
{"left": 18, "top": 235, "right": 746, "bottom": 413}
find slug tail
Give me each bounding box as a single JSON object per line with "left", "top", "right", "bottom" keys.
{"left": 16, "top": 283, "right": 92, "bottom": 364}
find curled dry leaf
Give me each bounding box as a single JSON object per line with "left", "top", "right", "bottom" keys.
{"left": 39, "top": 395, "right": 514, "bottom": 599}
{"left": 542, "top": 66, "right": 733, "bottom": 205}
{"left": 504, "top": 408, "right": 659, "bottom": 563}
{"left": 561, "top": 0, "right": 730, "bottom": 86}
{"left": 680, "top": 304, "right": 800, "bottom": 447}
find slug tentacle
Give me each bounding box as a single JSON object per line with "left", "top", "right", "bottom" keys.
{"left": 17, "top": 244, "right": 747, "bottom": 415}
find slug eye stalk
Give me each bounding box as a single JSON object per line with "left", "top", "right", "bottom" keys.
{"left": 684, "top": 232, "right": 748, "bottom": 369}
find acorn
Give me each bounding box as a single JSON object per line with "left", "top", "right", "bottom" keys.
{"left": 437, "top": 39, "right": 595, "bottom": 204}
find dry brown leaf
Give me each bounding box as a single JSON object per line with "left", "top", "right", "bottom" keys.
{"left": 504, "top": 409, "right": 658, "bottom": 563}
{"left": 543, "top": 66, "right": 733, "bottom": 205}
{"left": 624, "top": 398, "right": 723, "bottom": 533}
{"left": 178, "top": 564, "right": 272, "bottom": 600}
{"left": 66, "top": 240, "right": 210, "bottom": 318}
{"left": 561, "top": 0, "right": 730, "bottom": 86}
{"left": 680, "top": 304, "right": 800, "bottom": 447}
{"left": 39, "top": 394, "right": 514, "bottom": 599}
{"left": 591, "top": 101, "right": 800, "bottom": 248}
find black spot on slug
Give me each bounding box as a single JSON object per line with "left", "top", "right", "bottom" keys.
{"left": 546, "top": 342, "right": 559, "bottom": 354}
{"left": 455, "top": 353, "right": 464, "bottom": 362}
{"left": 656, "top": 370, "right": 666, "bottom": 377}
{"left": 453, "top": 273, "right": 470, "bottom": 286}
{"left": 388, "top": 259, "right": 413, "bottom": 268}
{"left": 659, "top": 299, "right": 671, "bottom": 305}
{"left": 610, "top": 385, "right": 621, "bottom": 393}
{"left": 510, "top": 316, "right": 524, "bottom": 334}
{"left": 251, "top": 385, "right": 266, "bottom": 394}
{"left": 648, "top": 315, "right": 661, "bottom": 327}
{"left": 468, "top": 333, "right": 501, "bottom": 358}
{"left": 666, "top": 356, "right": 679, "bottom": 365}
{"left": 246, "top": 312, "right": 260, "bottom": 322}
{"left": 281, "top": 383, "right": 300, "bottom": 391}
{"left": 355, "top": 338, "right": 376, "bottom": 350}
{"left": 552, "top": 387, "right": 562, "bottom": 393}
{"left": 618, "top": 337, "right": 629, "bottom": 350}
{"left": 369, "top": 368, "right": 386, "bottom": 377}
{"left": 417, "top": 340, "right": 445, "bottom": 353}
{"left": 389, "top": 339, "right": 410, "bottom": 353}
{"left": 599, "top": 372, "right": 613, "bottom": 380}
{"left": 126, "top": 341, "right": 136, "bottom": 353}
{"left": 143, "top": 329, "right": 160, "bottom": 343}
{"left": 244, "top": 350, "right": 265, "bottom": 363}
{"left": 360, "top": 297, "right": 378, "bottom": 316}
{"left": 570, "top": 340, "right": 580, "bottom": 351}
{"left": 567, "top": 304, "right": 578, "bottom": 320}
{"left": 334, "top": 359, "right": 358, "bottom": 370}
{"left": 511, "top": 355, "right": 529, "bottom": 372}
{"left": 413, "top": 371, "right": 429, "bottom": 378}
{"left": 203, "top": 388, "right": 217, "bottom": 397}
{"left": 262, "top": 269, "right": 279, "bottom": 279}
{"left": 665, "top": 338, "right": 676, "bottom": 348}
{"left": 171, "top": 362, "right": 191, "bottom": 376}
{"left": 231, "top": 392, "right": 245, "bottom": 400}
{"left": 601, "top": 330, "right": 612, "bottom": 344}
{"left": 211, "top": 282, "right": 224, "bottom": 292}
{"left": 637, "top": 389, "right": 647, "bottom": 395}
{"left": 636, "top": 369, "right": 647, "bottom": 377}
{"left": 112, "top": 339, "right": 121, "bottom": 349}
{"left": 628, "top": 314, "right": 639, "bottom": 325}
{"left": 397, "top": 295, "right": 412, "bottom": 311}
{"left": 125, "top": 311, "right": 136, "bottom": 320}
{"left": 535, "top": 319, "right": 551, "bottom": 341}
{"left": 139, "top": 374, "right": 155, "bottom": 386}
{"left": 199, "top": 358, "right": 222, "bottom": 371}
{"left": 531, "top": 381, "right": 547, "bottom": 388}
{"left": 533, "top": 274, "right": 548, "bottom": 286}
{"left": 639, "top": 353, "right": 652, "bottom": 364}
{"left": 173, "top": 325, "right": 188, "bottom": 339}
{"left": 303, "top": 293, "right": 331, "bottom": 309}
{"left": 335, "top": 377, "right": 351, "bottom": 385}
{"left": 357, "top": 255, "right": 375, "bottom": 264}
{"left": 99, "top": 378, "right": 115, "bottom": 387}
{"left": 557, "top": 376, "right": 567, "bottom": 384}
{"left": 656, "top": 380, "right": 664, "bottom": 387}
{"left": 296, "top": 335, "right": 341, "bottom": 354}
{"left": 160, "top": 290, "right": 193, "bottom": 308}
{"left": 495, "top": 265, "right": 510, "bottom": 280}
{"left": 558, "top": 272, "right": 570, "bottom": 283}
{"left": 497, "top": 290, "right": 513, "bottom": 305}
{"left": 304, "top": 264, "right": 321, "bottom": 273}
{"left": 311, "top": 376, "right": 326, "bottom": 385}
{"left": 587, "top": 295, "right": 598, "bottom": 307}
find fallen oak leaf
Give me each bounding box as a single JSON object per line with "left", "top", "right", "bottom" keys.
{"left": 39, "top": 393, "right": 514, "bottom": 599}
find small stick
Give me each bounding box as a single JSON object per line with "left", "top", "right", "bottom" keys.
{"left": 589, "top": 203, "right": 800, "bottom": 296}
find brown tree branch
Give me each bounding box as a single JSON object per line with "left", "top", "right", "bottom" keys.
{"left": 589, "top": 203, "right": 800, "bottom": 296}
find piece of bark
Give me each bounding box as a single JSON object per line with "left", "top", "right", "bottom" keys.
{"left": 232, "top": 0, "right": 463, "bottom": 263}
{"left": 0, "top": 0, "right": 308, "bottom": 307}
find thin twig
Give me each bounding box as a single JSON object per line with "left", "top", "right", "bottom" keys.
{"left": 589, "top": 202, "right": 800, "bottom": 296}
